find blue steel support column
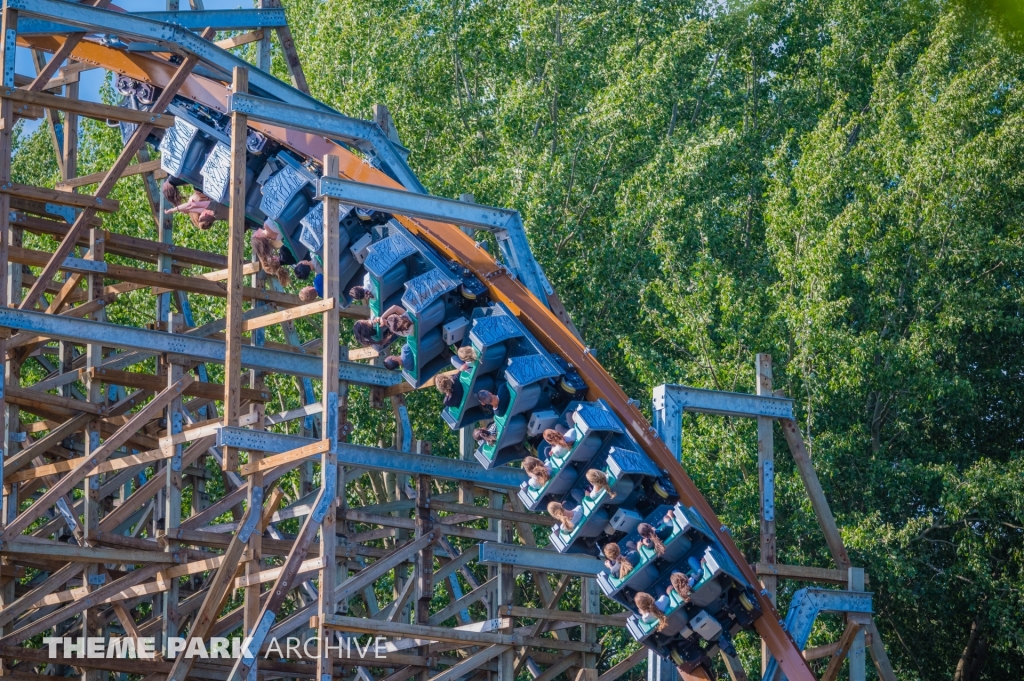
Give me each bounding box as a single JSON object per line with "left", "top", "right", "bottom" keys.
{"left": 848, "top": 568, "right": 867, "bottom": 681}
{"left": 317, "top": 154, "right": 342, "bottom": 681}
{"left": 162, "top": 312, "right": 185, "bottom": 649}
{"left": 650, "top": 386, "right": 680, "bottom": 681}
{"left": 0, "top": 4, "right": 18, "bottom": 639}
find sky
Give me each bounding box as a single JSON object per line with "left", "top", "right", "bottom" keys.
{"left": 18, "top": 0, "right": 249, "bottom": 135}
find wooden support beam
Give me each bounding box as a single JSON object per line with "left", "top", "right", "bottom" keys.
{"left": 805, "top": 633, "right": 875, "bottom": 660}
{"left": 1, "top": 536, "right": 176, "bottom": 561}
{"left": 0, "top": 646, "right": 171, "bottom": 676}
{"left": 8, "top": 428, "right": 241, "bottom": 484}
{"left": 26, "top": 26, "right": 95, "bottom": 93}
{"left": 5, "top": 385, "right": 105, "bottom": 415}
{"left": 432, "top": 501, "right": 556, "bottom": 527}
{"left": 222, "top": 65, "right": 248, "bottom": 474}
{"left": 261, "top": 0, "right": 309, "bottom": 93}
{"left": 428, "top": 577, "right": 496, "bottom": 626}
{"left": 343, "top": 509, "right": 498, "bottom": 542}
{"left": 820, "top": 621, "right": 863, "bottom": 681}
{"left": 238, "top": 438, "right": 329, "bottom": 476}
{"left": 16, "top": 68, "right": 81, "bottom": 92}
{"left": 165, "top": 499, "right": 262, "bottom": 681}
{"left": 0, "top": 88, "right": 175, "bottom": 127}
{"left": 3, "top": 412, "right": 97, "bottom": 475}
{"left": 753, "top": 563, "right": 868, "bottom": 586}
{"left": 780, "top": 418, "right": 852, "bottom": 570}
{"left": 260, "top": 533, "right": 437, "bottom": 644}
{"left": 322, "top": 615, "right": 603, "bottom": 653}
{"left": 233, "top": 556, "right": 325, "bottom": 589}
{"left": 596, "top": 647, "right": 647, "bottom": 681}
{"left": 534, "top": 652, "right": 581, "bottom": 681}
{"left": 385, "top": 565, "right": 420, "bottom": 623}
{"left": 428, "top": 645, "right": 510, "bottom": 681}
{"left": 216, "top": 29, "right": 265, "bottom": 49}
{"left": 756, "top": 353, "right": 776, "bottom": 675}
{"left": 319, "top": 154, "right": 342, "bottom": 475}
{"left": 242, "top": 297, "right": 335, "bottom": 331}
{"left": 55, "top": 159, "right": 166, "bottom": 191}
{"left": 16, "top": 216, "right": 225, "bottom": 269}
{"left": 0, "top": 563, "right": 162, "bottom": 644}
{"left": 866, "top": 621, "right": 898, "bottom": 681}
{"left": 10, "top": 200, "right": 101, "bottom": 225}
{"left": 8, "top": 244, "right": 303, "bottom": 307}
{"left": 17, "top": 43, "right": 205, "bottom": 313}
{"left": 0, "top": 562, "right": 84, "bottom": 629}
{"left": 1, "top": 540, "right": 178, "bottom": 564}
{"left": 0, "top": 375, "right": 193, "bottom": 540}
{"left": 90, "top": 367, "right": 270, "bottom": 403}
{"left": 0, "top": 183, "right": 119, "bottom": 213}
{"left": 721, "top": 650, "right": 750, "bottom": 681}
{"left": 500, "top": 606, "right": 628, "bottom": 628}
{"left": 190, "top": 261, "right": 261, "bottom": 283}
{"left": 228, "top": 398, "right": 347, "bottom": 677}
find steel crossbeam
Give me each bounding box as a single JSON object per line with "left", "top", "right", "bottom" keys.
{"left": 0, "top": 307, "right": 400, "bottom": 386}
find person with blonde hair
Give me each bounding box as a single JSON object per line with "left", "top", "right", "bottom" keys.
{"left": 435, "top": 372, "right": 464, "bottom": 408}
{"left": 165, "top": 189, "right": 226, "bottom": 230}
{"left": 602, "top": 543, "right": 634, "bottom": 579}
{"left": 669, "top": 572, "right": 692, "bottom": 603}
{"left": 451, "top": 346, "right": 478, "bottom": 372}
{"left": 547, "top": 501, "right": 582, "bottom": 533}
{"left": 250, "top": 231, "right": 290, "bottom": 286}
{"left": 585, "top": 469, "right": 616, "bottom": 498}
{"left": 634, "top": 592, "right": 668, "bottom": 631}
{"left": 522, "top": 456, "right": 551, "bottom": 490}
{"left": 636, "top": 522, "right": 667, "bottom": 556}
{"left": 543, "top": 427, "right": 576, "bottom": 459}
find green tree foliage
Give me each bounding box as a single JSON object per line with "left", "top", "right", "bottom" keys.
{"left": 282, "top": 0, "right": 1024, "bottom": 676}
{"left": 12, "top": 0, "right": 1023, "bottom": 677}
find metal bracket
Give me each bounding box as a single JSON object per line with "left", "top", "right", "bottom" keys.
{"left": 762, "top": 588, "right": 873, "bottom": 681}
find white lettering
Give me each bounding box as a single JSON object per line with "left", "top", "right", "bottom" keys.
{"left": 209, "top": 637, "right": 231, "bottom": 659}
{"left": 234, "top": 636, "right": 254, "bottom": 659}
{"left": 167, "top": 636, "right": 186, "bottom": 659}
{"left": 375, "top": 637, "right": 386, "bottom": 659}
{"left": 285, "top": 637, "right": 300, "bottom": 660}
{"left": 87, "top": 638, "right": 105, "bottom": 658}
{"left": 354, "top": 637, "right": 371, "bottom": 658}
{"left": 185, "top": 637, "right": 209, "bottom": 659}
{"left": 305, "top": 635, "right": 321, "bottom": 659}
{"left": 264, "top": 637, "right": 283, "bottom": 659}
{"left": 44, "top": 637, "right": 61, "bottom": 658}
{"left": 107, "top": 637, "right": 135, "bottom": 658}
{"left": 138, "top": 638, "right": 156, "bottom": 659}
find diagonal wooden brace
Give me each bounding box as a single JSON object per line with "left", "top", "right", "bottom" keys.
{"left": 19, "top": 49, "right": 201, "bottom": 311}
{"left": 165, "top": 489, "right": 263, "bottom": 681}
{"left": 0, "top": 374, "right": 193, "bottom": 540}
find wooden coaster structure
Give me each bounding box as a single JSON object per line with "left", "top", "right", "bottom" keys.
{"left": 0, "top": 3, "right": 900, "bottom": 681}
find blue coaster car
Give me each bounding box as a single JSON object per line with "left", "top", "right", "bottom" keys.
{"left": 548, "top": 445, "right": 663, "bottom": 554}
